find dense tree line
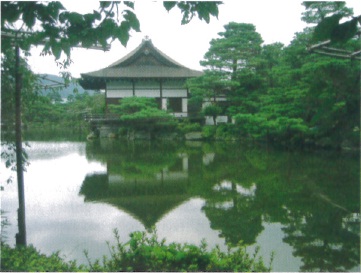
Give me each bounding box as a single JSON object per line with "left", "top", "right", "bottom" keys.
{"left": 1, "top": 2, "right": 359, "bottom": 150}
{"left": 188, "top": 2, "right": 360, "bottom": 149}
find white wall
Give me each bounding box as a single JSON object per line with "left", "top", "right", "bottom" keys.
{"left": 107, "top": 90, "right": 133, "bottom": 98}
{"left": 107, "top": 80, "right": 132, "bottom": 89}
{"left": 135, "top": 90, "right": 161, "bottom": 97}
{"left": 163, "top": 89, "right": 187, "bottom": 98}
{"left": 205, "top": 116, "right": 228, "bottom": 125}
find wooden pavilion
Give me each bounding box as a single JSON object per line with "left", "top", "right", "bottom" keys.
{"left": 79, "top": 37, "right": 203, "bottom": 117}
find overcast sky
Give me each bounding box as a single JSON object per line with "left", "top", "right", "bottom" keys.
{"left": 26, "top": 0, "right": 361, "bottom": 78}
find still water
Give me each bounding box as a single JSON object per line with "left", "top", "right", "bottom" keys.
{"left": 1, "top": 139, "right": 360, "bottom": 271}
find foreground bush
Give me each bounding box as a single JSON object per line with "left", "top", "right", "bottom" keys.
{"left": 86, "top": 229, "right": 272, "bottom": 272}
{"left": 0, "top": 242, "right": 83, "bottom": 272}
{"left": 1, "top": 230, "right": 272, "bottom": 272}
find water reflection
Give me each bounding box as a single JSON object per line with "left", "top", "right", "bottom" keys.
{"left": 81, "top": 139, "right": 359, "bottom": 271}
{"left": 1, "top": 139, "right": 359, "bottom": 271}
{"left": 81, "top": 141, "right": 191, "bottom": 229}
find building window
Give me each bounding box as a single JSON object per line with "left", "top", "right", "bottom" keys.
{"left": 168, "top": 98, "right": 182, "bottom": 112}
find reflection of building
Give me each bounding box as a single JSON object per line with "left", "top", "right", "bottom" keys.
{"left": 108, "top": 153, "right": 189, "bottom": 184}
{"left": 80, "top": 153, "right": 192, "bottom": 229}
{"left": 80, "top": 37, "right": 202, "bottom": 117}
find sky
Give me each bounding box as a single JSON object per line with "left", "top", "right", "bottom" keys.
{"left": 26, "top": 0, "right": 361, "bottom": 78}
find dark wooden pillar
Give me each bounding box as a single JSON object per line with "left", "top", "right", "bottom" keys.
{"left": 132, "top": 79, "right": 135, "bottom": 96}
{"left": 105, "top": 81, "right": 108, "bottom": 113}
{"left": 160, "top": 79, "right": 163, "bottom": 110}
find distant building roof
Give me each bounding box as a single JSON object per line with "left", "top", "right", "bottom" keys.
{"left": 80, "top": 38, "right": 203, "bottom": 89}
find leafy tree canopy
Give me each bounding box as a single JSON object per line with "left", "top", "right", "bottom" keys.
{"left": 301, "top": 1, "right": 354, "bottom": 24}
{"left": 109, "top": 97, "right": 175, "bottom": 124}
{"left": 1, "top": 1, "right": 221, "bottom": 68}
{"left": 201, "top": 22, "right": 263, "bottom": 75}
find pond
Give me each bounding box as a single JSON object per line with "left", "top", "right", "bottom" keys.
{"left": 1, "top": 139, "right": 360, "bottom": 271}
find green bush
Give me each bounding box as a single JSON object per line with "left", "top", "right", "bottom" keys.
{"left": 109, "top": 97, "right": 175, "bottom": 129}
{"left": 1, "top": 230, "right": 272, "bottom": 272}
{"left": 203, "top": 105, "right": 223, "bottom": 125}
{"left": 215, "top": 124, "right": 237, "bottom": 140}
{"left": 0, "top": 242, "right": 84, "bottom": 272}
{"left": 202, "top": 125, "right": 217, "bottom": 139}
{"left": 177, "top": 121, "right": 202, "bottom": 134}
{"left": 87, "top": 229, "right": 272, "bottom": 272}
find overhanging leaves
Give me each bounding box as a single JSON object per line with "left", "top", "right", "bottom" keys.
{"left": 2, "top": 1, "right": 220, "bottom": 68}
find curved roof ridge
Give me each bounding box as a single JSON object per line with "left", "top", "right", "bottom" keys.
{"left": 107, "top": 39, "right": 146, "bottom": 68}
{"left": 108, "top": 38, "right": 187, "bottom": 68}
{"left": 150, "top": 41, "right": 186, "bottom": 68}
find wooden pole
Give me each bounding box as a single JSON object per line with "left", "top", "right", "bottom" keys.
{"left": 14, "top": 44, "right": 27, "bottom": 247}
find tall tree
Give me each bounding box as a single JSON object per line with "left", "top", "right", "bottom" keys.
{"left": 201, "top": 22, "right": 263, "bottom": 79}
{"left": 190, "top": 22, "right": 264, "bottom": 121}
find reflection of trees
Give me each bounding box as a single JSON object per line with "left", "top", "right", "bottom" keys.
{"left": 201, "top": 144, "right": 359, "bottom": 270}
{"left": 283, "top": 207, "right": 360, "bottom": 272}
{"left": 202, "top": 181, "right": 263, "bottom": 245}
{"left": 278, "top": 165, "right": 360, "bottom": 272}
{"left": 199, "top": 144, "right": 267, "bottom": 246}
{"left": 254, "top": 150, "right": 360, "bottom": 271}
{"left": 82, "top": 140, "right": 360, "bottom": 271}
{"left": 85, "top": 140, "right": 179, "bottom": 167}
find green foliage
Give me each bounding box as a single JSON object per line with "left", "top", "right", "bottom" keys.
{"left": 0, "top": 229, "right": 271, "bottom": 272}
{"left": 301, "top": 1, "right": 358, "bottom": 43}
{"left": 177, "top": 121, "right": 202, "bottom": 134}
{"left": 215, "top": 124, "right": 238, "bottom": 140}
{"left": 202, "top": 125, "right": 217, "bottom": 139}
{"left": 109, "top": 97, "right": 175, "bottom": 126}
{"left": 0, "top": 242, "right": 83, "bottom": 272}
{"left": 163, "top": 1, "right": 221, "bottom": 24}
{"left": 2, "top": 2, "right": 139, "bottom": 66}
{"left": 301, "top": 1, "right": 354, "bottom": 24}
{"left": 1, "top": 47, "right": 39, "bottom": 125}
{"left": 234, "top": 113, "right": 268, "bottom": 139}
{"left": 109, "top": 97, "right": 158, "bottom": 115}
{"left": 313, "top": 14, "right": 359, "bottom": 43}
{"left": 86, "top": 229, "right": 271, "bottom": 272}
{"left": 203, "top": 104, "right": 222, "bottom": 125}
{"left": 201, "top": 22, "right": 263, "bottom": 75}
{"left": 203, "top": 104, "right": 222, "bottom": 116}
{"left": 2, "top": 1, "right": 221, "bottom": 67}
{"left": 192, "top": 3, "right": 359, "bottom": 149}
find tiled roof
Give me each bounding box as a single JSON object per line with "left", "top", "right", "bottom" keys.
{"left": 83, "top": 65, "right": 203, "bottom": 78}
{"left": 80, "top": 38, "right": 202, "bottom": 89}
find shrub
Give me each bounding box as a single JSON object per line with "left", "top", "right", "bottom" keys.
{"left": 0, "top": 242, "right": 83, "bottom": 272}
{"left": 177, "top": 121, "right": 202, "bottom": 134}
{"left": 1, "top": 230, "right": 272, "bottom": 272}
{"left": 203, "top": 105, "right": 223, "bottom": 125}
{"left": 86, "top": 229, "right": 272, "bottom": 272}
{"left": 202, "top": 125, "right": 217, "bottom": 139}
{"left": 215, "top": 123, "right": 237, "bottom": 140}
{"left": 109, "top": 97, "right": 176, "bottom": 130}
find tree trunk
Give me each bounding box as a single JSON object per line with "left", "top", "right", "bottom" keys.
{"left": 15, "top": 45, "right": 27, "bottom": 247}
